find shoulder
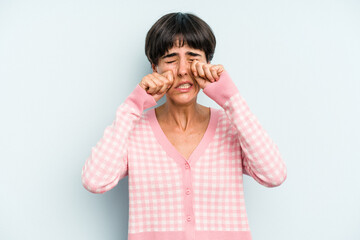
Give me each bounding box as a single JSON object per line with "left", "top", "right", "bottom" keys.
{"left": 138, "top": 108, "right": 153, "bottom": 126}
{"left": 127, "top": 108, "right": 154, "bottom": 143}
{"left": 211, "top": 107, "right": 238, "bottom": 137}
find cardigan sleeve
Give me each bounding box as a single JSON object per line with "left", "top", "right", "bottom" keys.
{"left": 81, "top": 85, "right": 157, "bottom": 193}
{"left": 203, "top": 71, "right": 287, "bottom": 187}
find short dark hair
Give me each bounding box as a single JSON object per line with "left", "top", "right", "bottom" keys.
{"left": 145, "top": 12, "right": 216, "bottom": 66}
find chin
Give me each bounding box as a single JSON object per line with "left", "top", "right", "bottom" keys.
{"left": 166, "top": 92, "right": 199, "bottom": 106}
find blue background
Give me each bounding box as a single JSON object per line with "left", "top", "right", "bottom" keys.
{"left": 1, "top": 0, "right": 359, "bottom": 239}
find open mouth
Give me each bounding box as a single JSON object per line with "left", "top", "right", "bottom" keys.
{"left": 176, "top": 83, "right": 192, "bottom": 89}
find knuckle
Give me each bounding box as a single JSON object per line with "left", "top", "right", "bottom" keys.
{"left": 142, "top": 75, "right": 149, "bottom": 82}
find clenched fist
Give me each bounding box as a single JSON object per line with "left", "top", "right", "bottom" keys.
{"left": 190, "top": 60, "right": 225, "bottom": 89}
{"left": 139, "top": 71, "right": 174, "bottom": 102}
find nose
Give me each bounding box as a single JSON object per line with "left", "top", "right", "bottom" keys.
{"left": 177, "top": 58, "right": 190, "bottom": 77}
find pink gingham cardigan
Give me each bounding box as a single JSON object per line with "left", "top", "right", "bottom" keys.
{"left": 81, "top": 71, "right": 287, "bottom": 240}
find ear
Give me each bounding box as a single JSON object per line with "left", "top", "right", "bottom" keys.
{"left": 151, "top": 63, "right": 157, "bottom": 73}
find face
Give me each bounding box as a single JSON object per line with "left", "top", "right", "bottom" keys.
{"left": 152, "top": 41, "right": 208, "bottom": 106}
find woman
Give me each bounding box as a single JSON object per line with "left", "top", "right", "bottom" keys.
{"left": 82, "top": 12, "right": 287, "bottom": 240}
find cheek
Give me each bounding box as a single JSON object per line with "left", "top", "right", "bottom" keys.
{"left": 193, "top": 81, "right": 201, "bottom": 92}
{"left": 157, "top": 66, "right": 177, "bottom": 77}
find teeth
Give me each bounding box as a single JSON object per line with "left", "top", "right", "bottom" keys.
{"left": 178, "top": 83, "right": 191, "bottom": 89}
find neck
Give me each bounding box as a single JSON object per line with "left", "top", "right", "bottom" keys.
{"left": 158, "top": 98, "right": 203, "bottom": 132}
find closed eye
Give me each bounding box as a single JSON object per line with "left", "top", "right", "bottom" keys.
{"left": 166, "top": 59, "right": 197, "bottom": 63}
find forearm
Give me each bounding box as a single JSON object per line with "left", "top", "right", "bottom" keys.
{"left": 81, "top": 85, "right": 157, "bottom": 193}
{"left": 203, "top": 71, "right": 287, "bottom": 187}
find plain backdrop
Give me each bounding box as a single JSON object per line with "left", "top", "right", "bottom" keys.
{"left": 1, "top": 0, "right": 359, "bottom": 239}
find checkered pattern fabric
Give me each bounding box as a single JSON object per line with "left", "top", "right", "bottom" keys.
{"left": 81, "top": 71, "right": 287, "bottom": 240}
{"left": 192, "top": 109, "right": 249, "bottom": 231}
{"left": 223, "top": 93, "right": 287, "bottom": 187}
{"left": 127, "top": 115, "right": 185, "bottom": 233}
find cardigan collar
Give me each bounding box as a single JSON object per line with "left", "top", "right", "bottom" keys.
{"left": 146, "top": 107, "right": 220, "bottom": 166}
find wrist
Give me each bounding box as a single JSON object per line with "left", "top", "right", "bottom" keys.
{"left": 203, "top": 70, "right": 239, "bottom": 107}
{"left": 125, "top": 85, "right": 157, "bottom": 112}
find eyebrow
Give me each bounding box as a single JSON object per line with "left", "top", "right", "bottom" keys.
{"left": 161, "top": 51, "right": 202, "bottom": 59}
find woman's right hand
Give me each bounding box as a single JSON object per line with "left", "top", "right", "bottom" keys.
{"left": 138, "top": 71, "right": 174, "bottom": 102}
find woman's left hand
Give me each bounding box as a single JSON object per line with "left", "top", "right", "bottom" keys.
{"left": 190, "top": 60, "right": 225, "bottom": 89}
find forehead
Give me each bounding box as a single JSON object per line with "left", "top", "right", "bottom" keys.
{"left": 164, "top": 42, "right": 205, "bottom": 56}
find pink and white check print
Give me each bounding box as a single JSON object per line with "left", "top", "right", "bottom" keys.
{"left": 81, "top": 71, "right": 287, "bottom": 240}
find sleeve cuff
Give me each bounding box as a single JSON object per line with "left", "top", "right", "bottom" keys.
{"left": 124, "top": 84, "right": 157, "bottom": 113}
{"left": 202, "top": 70, "right": 239, "bottom": 107}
